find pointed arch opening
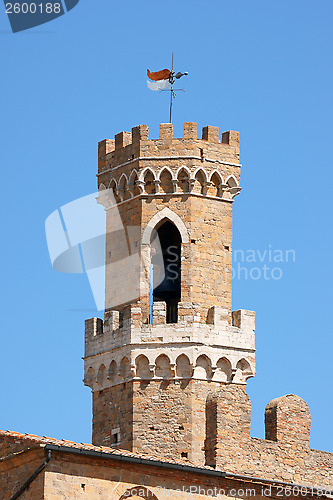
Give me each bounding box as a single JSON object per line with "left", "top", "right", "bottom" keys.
{"left": 135, "top": 354, "right": 153, "bottom": 379}
{"left": 209, "top": 172, "right": 222, "bottom": 197}
{"left": 144, "top": 169, "right": 156, "bottom": 194}
{"left": 117, "top": 175, "right": 128, "bottom": 202}
{"left": 119, "top": 357, "right": 131, "bottom": 381}
{"left": 177, "top": 167, "right": 190, "bottom": 193}
{"left": 97, "top": 364, "right": 106, "bottom": 387}
{"left": 159, "top": 168, "right": 173, "bottom": 194}
{"left": 155, "top": 354, "right": 172, "bottom": 378}
{"left": 151, "top": 219, "right": 181, "bottom": 323}
{"left": 129, "top": 171, "right": 140, "bottom": 197}
{"left": 193, "top": 169, "right": 206, "bottom": 194}
{"left": 176, "top": 354, "right": 192, "bottom": 378}
{"left": 109, "top": 179, "right": 121, "bottom": 204}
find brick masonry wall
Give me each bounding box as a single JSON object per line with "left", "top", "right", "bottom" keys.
{"left": 0, "top": 433, "right": 46, "bottom": 459}
{"left": 1, "top": 444, "right": 331, "bottom": 500}
{"left": 206, "top": 388, "right": 333, "bottom": 488}
{"left": 0, "top": 448, "right": 45, "bottom": 500}
{"left": 92, "top": 383, "right": 333, "bottom": 487}
{"left": 43, "top": 452, "right": 332, "bottom": 499}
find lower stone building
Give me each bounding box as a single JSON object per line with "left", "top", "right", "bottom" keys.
{"left": 0, "top": 431, "right": 332, "bottom": 500}
{"left": 0, "top": 123, "right": 332, "bottom": 498}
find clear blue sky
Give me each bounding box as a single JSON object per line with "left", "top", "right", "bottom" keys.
{"left": 0, "top": 0, "right": 332, "bottom": 453}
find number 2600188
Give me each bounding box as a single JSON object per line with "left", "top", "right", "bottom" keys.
{"left": 6, "top": 3, "right": 62, "bottom": 14}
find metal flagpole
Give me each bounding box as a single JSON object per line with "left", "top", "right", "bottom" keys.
{"left": 170, "top": 53, "right": 174, "bottom": 123}
{"left": 152, "top": 54, "right": 187, "bottom": 123}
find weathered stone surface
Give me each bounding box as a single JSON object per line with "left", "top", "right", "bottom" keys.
{"left": 84, "top": 124, "right": 333, "bottom": 488}
{"left": 1, "top": 122, "right": 330, "bottom": 499}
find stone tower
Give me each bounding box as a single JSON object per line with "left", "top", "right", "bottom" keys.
{"left": 84, "top": 122, "right": 255, "bottom": 466}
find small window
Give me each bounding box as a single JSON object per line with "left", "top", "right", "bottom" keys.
{"left": 181, "top": 452, "right": 188, "bottom": 458}
{"left": 119, "top": 311, "right": 124, "bottom": 329}
{"left": 111, "top": 427, "right": 121, "bottom": 446}
{"left": 200, "top": 148, "right": 204, "bottom": 162}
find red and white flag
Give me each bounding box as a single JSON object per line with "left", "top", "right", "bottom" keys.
{"left": 147, "top": 69, "right": 171, "bottom": 91}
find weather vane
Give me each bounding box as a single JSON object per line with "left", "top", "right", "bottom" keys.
{"left": 147, "top": 53, "right": 188, "bottom": 123}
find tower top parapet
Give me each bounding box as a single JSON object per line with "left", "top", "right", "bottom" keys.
{"left": 98, "top": 122, "right": 240, "bottom": 175}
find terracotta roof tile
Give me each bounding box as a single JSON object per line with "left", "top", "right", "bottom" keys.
{"left": 0, "top": 429, "right": 213, "bottom": 470}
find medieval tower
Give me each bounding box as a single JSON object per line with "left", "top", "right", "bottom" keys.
{"left": 0, "top": 123, "right": 331, "bottom": 497}
{"left": 83, "top": 122, "right": 256, "bottom": 465}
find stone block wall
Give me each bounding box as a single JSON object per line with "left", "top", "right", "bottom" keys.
{"left": 92, "top": 379, "right": 222, "bottom": 464}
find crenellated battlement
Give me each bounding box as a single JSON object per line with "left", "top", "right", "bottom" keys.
{"left": 97, "top": 123, "right": 241, "bottom": 203}
{"left": 98, "top": 123, "right": 240, "bottom": 171}
{"left": 83, "top": 307, "right": 256, "bottom": 392}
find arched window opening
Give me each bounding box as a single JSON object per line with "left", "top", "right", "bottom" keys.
{"left": 151, "top": 220, "right": 181, "bottom": 323}
{"left": 144, "top": 170, "right": 156, "bottom": 194}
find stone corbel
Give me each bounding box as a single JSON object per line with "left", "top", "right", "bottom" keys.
{"left": 170, "top": 363, "right": 176, "bottom": 378}
{"left": 154, "top": 180, "right": 161, "bottom": 194}
{"left": 220, "top": 183, "right": 233, "bottom": 200}
{"left": 130, "top": 364, "right": 136, "bottom": 378}
{"left": 188, "top": 178, "right": 196, "bottom": 193}
{"left": 96, "top": 192, "right": 111, "bottom": 209}
{"left": 171, "top": 179, "right": 178, "bottom": 193}
{"left": 124, "top": 182, "right": 132, "bottom": 197}
{"left": 83, "top": 377, "right": 94, "bottom": 389}
{"left": 231, "top": 367, "right": 240, "bottom": 383}
{"left": 228, "top": 186, "right": 242, "bottom": 198}
{"left": 217, "top": 183, "right": 227, "bottom": 198}
{"left": 128, "top": 184, "right": 135, "bottom": 198}
{"left": 113, "top": 187, "right": 124, "bottom": 203}
{"left": 149, "top": 364, "right": 156, "bottom": 377}
{"left": 202, "top": 181, "right": 212, "bottom": 196}
{"left": 135, "top": 179, "right": 145, "bottom": 194}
